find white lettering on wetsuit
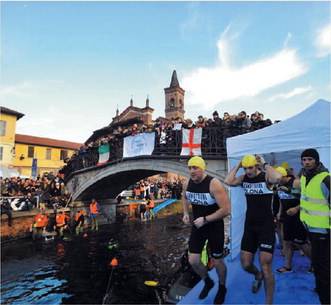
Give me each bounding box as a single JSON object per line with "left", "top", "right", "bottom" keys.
{"left": 185, "top": 191, "right": 216, "bottom": 206}
{"left": 242, "top": 182, "right": 273, "bottom": 195}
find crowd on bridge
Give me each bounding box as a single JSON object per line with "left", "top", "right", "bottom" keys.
{"left": 61, "top": 110, "right": 275, "bottom": 178}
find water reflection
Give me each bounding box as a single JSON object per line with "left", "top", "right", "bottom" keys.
{"left": 1, "top": 215, "right": 190, "bottom": 304}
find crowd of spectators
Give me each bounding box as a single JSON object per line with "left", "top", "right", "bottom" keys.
{"left": 0, "top": 173, "right": 70, "bottom": 213}
{"left": 131, "top": 177, "right": 183, "bottom": 201}
{"left": 61, "top": 110, "right": 276, "bottom": 178}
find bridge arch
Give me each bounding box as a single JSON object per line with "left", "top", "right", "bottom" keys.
{"left": 66, "top": 158, "right": 227, "bottom": 201}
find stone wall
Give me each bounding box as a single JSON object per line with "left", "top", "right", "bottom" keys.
{"left": 1, "top": 202, "right": 117, "bottom": 242}
{"left": 1, "top": 213, "right": 35, "bottom": 241}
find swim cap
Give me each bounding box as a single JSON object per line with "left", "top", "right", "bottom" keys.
{"left": 188, "top": 156, "right": 206, "bottom": 170}
{"left": 281, "top": 162, "right": 289, "bottom": 170}
{"left": 275, "top": 166, "right": 287, "bottom": 177}
{"left": 241, "top": 155, "right": 257, "bottom": 167}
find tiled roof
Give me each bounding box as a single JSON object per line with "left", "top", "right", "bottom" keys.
{"left": 15, "top": 134, "right": 82, "bottom": 150}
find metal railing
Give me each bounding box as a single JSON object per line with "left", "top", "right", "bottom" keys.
{"left": 61, "top": 127, "right": 251, "bottom": 180}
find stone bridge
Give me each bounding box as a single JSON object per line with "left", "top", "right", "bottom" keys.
{"left": 66, "top": 157, "right": 228, "bottom": 201}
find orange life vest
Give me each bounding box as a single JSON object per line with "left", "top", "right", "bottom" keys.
{"left": 34, "top": 214, "right": 48, "bottom": 228}
{"left": 56, "top": 214, "right": 67, "bottom": 227}
{"left": 90, "top": 202, "right": 99, "bottom": 214}
{"left": 149, "top": 200, "right": 155, "bottom": 208}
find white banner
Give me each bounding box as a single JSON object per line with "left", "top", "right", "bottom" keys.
{"left": 123, "top": 132, "right": 155, "bottom": 158}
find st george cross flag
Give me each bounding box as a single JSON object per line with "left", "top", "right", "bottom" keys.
{"left": 97, "top": 144, "right": 110, "bottom": 165}
{"left": 181, "top": 128, "right": 202, "bottom": 156}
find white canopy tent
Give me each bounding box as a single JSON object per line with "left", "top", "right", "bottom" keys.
{"left": 226, "top": 99, "right": 331, "bottom": 259}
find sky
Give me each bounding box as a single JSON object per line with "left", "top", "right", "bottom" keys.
{"left": 1, "top": 1, "right": 330, "bottom": 143}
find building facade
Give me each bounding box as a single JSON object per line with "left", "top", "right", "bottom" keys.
{"left": 0, "top": 107, "right": 24, "bottom": 167}
{"left": 111, "top": 70, "right": 185, "bottom": 126}
{"left": 0, "top": 106, "right": 81, "bottom": 177}
{"left": 13, "top": 134, "right": 81, "bottom": 177}
{"left": 112, "top": 97, "right": 154, "bottom": 126}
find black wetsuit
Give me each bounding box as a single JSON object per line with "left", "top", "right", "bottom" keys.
{"left": 186, "top": 175, "right": 224, "bottom": 258}
{"left": 241, "top": 172, "right": 275, "bottom": 254}
{"left": 278, "top": 185, "right": 307, "bottom": 244}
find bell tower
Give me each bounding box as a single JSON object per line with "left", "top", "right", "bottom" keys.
{"left": 164, "top": 70, "right": 185, "bottom": 120}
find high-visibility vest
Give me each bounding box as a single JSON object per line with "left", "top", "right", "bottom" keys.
{"left": 90, "top": 203, "right": 99, "bottom": 214}
{"left": 34, "top": 214, "right": 48, "bottom": 228}
{"left": 149, "top": 200, "right": 155, "bottom": 208}
{"left": 300, "top": 172, "right": 330, "bottom": 229}
{"left": 56, "top": 214, "right": 66, "bottom": 226}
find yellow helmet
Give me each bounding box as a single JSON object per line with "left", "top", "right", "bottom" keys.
{"left": 188, "top": 156, "right": 206, "bottom": 170}
{"left": 275, "top": 166, "right": 287, "bottom": 177}
{"left": 241, "top": 155, "right": 257, "bottom": 167}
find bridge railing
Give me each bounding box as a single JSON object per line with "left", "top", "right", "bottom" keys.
{"left": 62, "top": 127, "right": 248, "bottom": 180}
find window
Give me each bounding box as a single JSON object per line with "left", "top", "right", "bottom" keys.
{"left": 169, "top": 98, "right": 175, "bottom": 108}
{"left": 0, "top": 120, "right": 6, "bottom": 136}
{"left": 60, "top": 149, "right": 68, "bottom": 160}
{"left": 46, "top": 148, "right": 52, "bottom": 160}
{"left": 0, "top": 147, "right": 3, "bottom": 160}
{"left": 28, "top": 146, "right": 34, "bottom": 158}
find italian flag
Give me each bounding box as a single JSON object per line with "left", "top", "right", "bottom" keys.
{"left": 97, "top": 144, "right": 110, "bottom": 165}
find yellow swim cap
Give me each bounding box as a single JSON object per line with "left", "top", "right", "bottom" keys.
{"left": 188, "top": 156, "right": 206, "bottom": 170}
{"left": 275, "top": 166, "right": 287, "bottom": 177}
{"left": 281, "top": 162, "right": 289, "bottom": 170}
{"left": 241, "top": 155, "right": 257, "bottom": 167}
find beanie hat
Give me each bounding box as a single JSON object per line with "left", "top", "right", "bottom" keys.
{"left": 301, "top": 148, "right": 319, "bottom": 163}
{"left": 213, "top": 111, "right": 219, "bottom": 116}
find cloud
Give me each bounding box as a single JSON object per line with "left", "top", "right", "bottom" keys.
{"left": 182, "top": 27, "right": 308, "bottom": 109}
{"left": 268, "top": 86, "right": 313, "bottom": 102}
{"left": 0, "top": 80, "right": 65, "bottom": 98}
{"left": 283, "top": 32, "right": 292, "bottom": 48}
{"left": 179, "top": 3, "right": 201, "bottom": 38}
{"left": 315, "top": 22, "right": 331, "bottom": 58}
{"left": 0, "top": 82, "right": 35, "bottom": 98}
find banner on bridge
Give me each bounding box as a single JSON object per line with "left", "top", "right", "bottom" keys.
{"left": 181, "top": 128, "right": 202, "bottom": 156}
{"left": 123, "top": 132, "right": 155, "bottom": 158}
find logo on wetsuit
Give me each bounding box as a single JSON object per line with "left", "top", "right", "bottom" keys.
{"left": 242, "top": 182, "right": 273, "bottom": 195}
{"left": 185, "top": 191, "right": 216, "bottom": 206}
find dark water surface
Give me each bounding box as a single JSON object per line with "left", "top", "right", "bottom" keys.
{"left": 1, "top": 215, "right": 190, "bottom": 304}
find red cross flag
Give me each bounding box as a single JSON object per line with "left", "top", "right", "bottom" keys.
{"left": 181, "top": 128, "right": 202, "bottom": 156}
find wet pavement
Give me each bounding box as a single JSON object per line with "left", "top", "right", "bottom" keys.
{"left": 1, "top": 215, "right": 190, "bottom": 304}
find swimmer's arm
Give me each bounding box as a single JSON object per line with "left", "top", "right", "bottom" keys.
{"left": 292, "top": 177, "right": 301, "bottom": 189}
{"left": 224, "top": 162, "right": 244, "bottom": 186}
{"left": 207, "top": 179, "right": 231, "bottom": 222}
{"left": 265, "top": 164, "right": 282, "bottom": 184}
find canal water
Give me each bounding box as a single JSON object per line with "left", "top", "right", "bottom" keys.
{"left": 1, "top": 215, "right": 191, "bottom": 304}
